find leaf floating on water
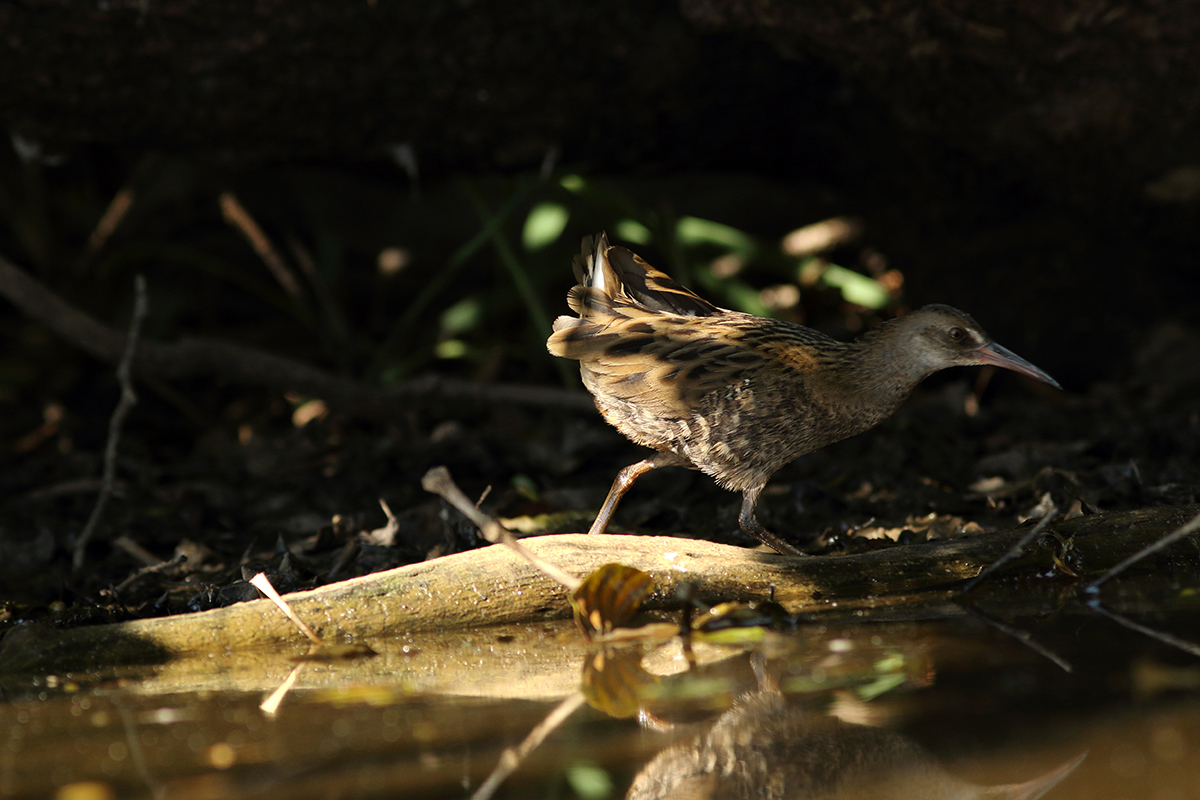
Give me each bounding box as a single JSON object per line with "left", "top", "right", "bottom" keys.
{"left": 692, "top": 600, "right": 793, "bottom": 645}
{"left": 571, "top": 563, "right": 655, "bottom": 638}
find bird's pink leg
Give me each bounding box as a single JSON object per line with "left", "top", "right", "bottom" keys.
{"left": 587, "top": 458, "right": 661, "bottom": 536}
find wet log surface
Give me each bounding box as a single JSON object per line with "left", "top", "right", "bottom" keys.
{"left": 2, "top": 504, "right": 1195, "bottom": 675}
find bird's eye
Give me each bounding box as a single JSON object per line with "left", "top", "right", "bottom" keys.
{"left": 948, "top": 327, "right": 965, "bottom": 342}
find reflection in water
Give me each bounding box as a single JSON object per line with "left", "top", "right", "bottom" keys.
{"left": 627, "top": 691, "right": 1085, "bottom": 800}
{"left": 11, "top": 613, "right": 1198, "bottom": 799}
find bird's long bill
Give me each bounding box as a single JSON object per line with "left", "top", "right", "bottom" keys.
{"left": 975, "top": 341, "right": 1061, "bottom": 389}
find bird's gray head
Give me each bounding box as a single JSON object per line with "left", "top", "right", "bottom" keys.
{"left": 886, "top": 304, "right": 1060, "bottom": 388}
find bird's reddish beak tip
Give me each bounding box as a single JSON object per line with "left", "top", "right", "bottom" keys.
{"left": 976, "top": 342, "right": 1061, "bottom": 390}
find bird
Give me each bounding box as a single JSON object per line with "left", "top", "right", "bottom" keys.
{"left": 547, "top": 233, "right": 1061, "bottom": 555}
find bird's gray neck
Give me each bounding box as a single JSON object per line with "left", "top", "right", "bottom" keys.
{"left": 829, "top": 325, "right": 941, "bottom": 420}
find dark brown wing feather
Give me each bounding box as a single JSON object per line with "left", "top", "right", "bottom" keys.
{"left": 603, "top": 243, "right": 718, "bottom": 317}
{"left": 565, "top": 233, "right": 719, "bottom": 318}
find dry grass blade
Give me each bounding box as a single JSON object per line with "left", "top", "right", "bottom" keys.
{"left": 249, "top": 572, "right": 323, "bottom": 645}
{"left": 87, "top": 186, "right": 135, "bottom": 253}
{"left": 422, "top": 466, "right": 581, "bottom": 591}
{"left": 219, "top": 192, "right": 303, "bottom": 300}
{"left": 251, "top": 571, "right": 375, "bottom": 714}
{"left": 260, "top": 664, "right": 306, "bottom": 716}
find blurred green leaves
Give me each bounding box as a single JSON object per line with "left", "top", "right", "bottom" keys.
{"left": 614, "top": 218, "right": 651, "bottom": 245}
{"left": 0, "top": 141, "right": 903, "bottom": 402}
{"left": 522, "top": 201, "right": 569, "bottom": 251}
{"left": 817, "top": 263, "right": 890, "bottom": 310}
{"left": 675, "top": 216, "right": 757, "bottom": 260}
{"left": 566, "top": 763, "right": 614, "bottom": 799}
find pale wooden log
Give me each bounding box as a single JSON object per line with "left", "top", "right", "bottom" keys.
{"left": 0, "top": 505, "right": 1195, "bottom": 674}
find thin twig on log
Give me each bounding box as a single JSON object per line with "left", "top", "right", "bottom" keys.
{"left": 422, "top": 466, "right": 582, "bottom": 591}
{"left": 1087, "top": 510, "right": 1200, "bottom": 590}
{"left": 1082, "top": 509, "right": 1200, "bottom": 658}
{"left": 961, "top": 505, "right": 1058, "bottom": 594}
{"left": 73, "top": 275, "right": 148, "bottom": 571}
{"left": 0, "top": 251, "right": 592, "bottom": 416}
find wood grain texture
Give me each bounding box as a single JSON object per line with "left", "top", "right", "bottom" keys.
{"left": 1, "top": 504, "right": 1195, "bottom": 674}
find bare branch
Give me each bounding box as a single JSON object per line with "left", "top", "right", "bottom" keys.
{"left": 0, "top": 251, "right": 592, "bottom": 416}
{"left": 73, "top": 275, "right": 148, "bottom": 571}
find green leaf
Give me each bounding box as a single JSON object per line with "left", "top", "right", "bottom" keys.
{"left": 560, "top": 174, "right": 586, "bottom": 193}
{"left": 615, "top": 218, "right": 652, "bottom": 245}
{"left": 522, "top": 201, "right": 570, "bottom": 250}
{"left": 439, "top": 296, "right": 481, "bottom": 336}
{"left": 434, "top": 339, "right": 467, "bottom": 359}
{"left": 821, "top": 263, "right": 889, "bottom": 309}
{"left": 676, "top": 216, "right": 756, "bottom": 258}
{"left": 567, "top": 763, "right": 614, "bottom": 799}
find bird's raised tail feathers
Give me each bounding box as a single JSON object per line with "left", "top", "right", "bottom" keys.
{"left": 566, "top": 233, "right": 720, "bottom": 316}
{"left": 548, "top": 233, "right": 720, "bottom": 360}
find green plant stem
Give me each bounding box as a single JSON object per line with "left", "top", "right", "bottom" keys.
{"left": 460, "top": 179, "right": 574, "bottom": 386}
{"left": 374, "top": 179, "right": 533, "bottom": 374}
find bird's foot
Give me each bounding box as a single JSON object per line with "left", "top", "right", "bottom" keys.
{"left": 740, "top": 515, "right": 805, "bottom": 556}
{"left": 739, "top": 487, "right": 805, "bottom": 556}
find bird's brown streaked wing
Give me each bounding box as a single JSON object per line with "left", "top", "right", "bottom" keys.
{"left": 563, "top": 313, "right": 775, "bottom": 419}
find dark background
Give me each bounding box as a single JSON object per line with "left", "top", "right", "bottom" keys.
{"left": 5, "top": 0, "right": 1199, "bottom": 367}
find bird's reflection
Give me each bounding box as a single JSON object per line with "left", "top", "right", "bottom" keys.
{"left": 626, "top": 688, "right": 1084, "bottom": 800}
